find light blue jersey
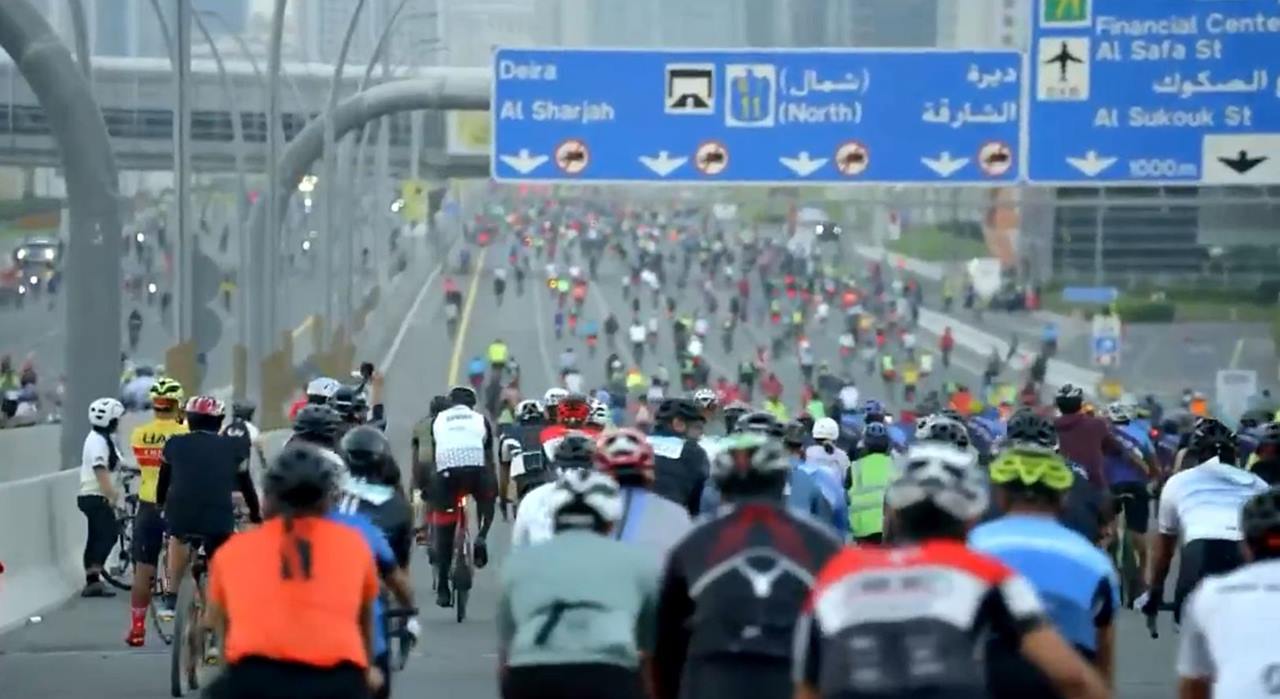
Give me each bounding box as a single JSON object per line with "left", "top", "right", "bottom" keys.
{"left": 794, "top": 457, "right": 848, "bottom": 539}
{"left": 328, "top": 511, "right": 397, "bottom": 659}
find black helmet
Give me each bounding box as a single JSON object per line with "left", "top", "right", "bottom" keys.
{"left": 1055, "top": 383, "right": 1084, "bottom": 412}
{"left": 1260, "top": 422, "right": 1280, "bottom": 449}
{"left": 332, "top": 386, "right": 359, "bottom": 419}
{"left": 1187, "top": 417, "right": 1236, "bottom": 464}
{"left": 939, "top": 408, "right": 965, "bottom": 423}
{"left": 449, "top": 385, "right": 477, "bottom": 408}
{"left": 293, "top": 404, "right": 342, "bottom": 444}
{"left": 429, "top": 395, "right": 451, "bottom": 417}
{"left": 553, "top": 431, "right": 596, "bottom": 469}
{"left": 782, "top": 420, "right": 809, "bottom": 448}
{"left": 918, "top": 416, "right": 971, "bottom": 450}
{"left": 231, "top": 400, "right": 256, "bottom": 421}
{"left": 737, "top": 410, "right": 782, "bottom": 437}
{"left": 1241, "top": 487, "right": 1280, "bottom": 549}
{"left": 266, "top": 444, "right": 340, "bottom": 511}
{"left": 657, "top": 397, "right": 703, "bottom": 424}
{"left": 340, "top": 425, "right": 392, "bottom": 480}
{"left": 1006, "top": 410, "right": 1057, "bottom": 449}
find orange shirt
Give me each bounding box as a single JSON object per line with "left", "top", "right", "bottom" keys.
{"left": 209, "top": 517, "right": 378, "bottom": 668}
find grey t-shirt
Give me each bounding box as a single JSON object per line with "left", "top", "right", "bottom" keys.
{"left": 498, "top": 529, "right": 660, "bottom": 669}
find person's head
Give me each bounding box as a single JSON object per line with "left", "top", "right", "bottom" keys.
{"left": 988, "top": 446, "right": 1074, "bottom": 515}
{"left": 306, "top": 376, "right": 341, "bottom": 405}
{"left": 292, "top": 404, "right": 343, "bottom": 449}
{"left": 88, "top": 397, "right": 125, "bottom": 433}
{"left": 1241, "top": 488, "right": 1280, "bottom": 562}
{"left": 711, "top": 432, "right": 791, "bottom": 501}
{"left": 692, "top": 387, "right": 719, "bottom": 421}
{"left": 587, "top": 398, "right": 610, "bottom": 430}
{"left": 657, "top": 398, "right": 705, "bottom": 437}
{"left": 812, "top": 417, "right": 840, "bottom": 453}
{"left": 331, "top": 386, "right": 361, "bottom": 423}
{"left": 429, "top": 394, "right": 451, "bottom": 417}
{"left": 448, "top": 385, "right": 477, "bottom": 409}
{"left": 557, "top": 393, "right": 591, "bottom": 428}
{"left": 1055, "top": 383, "right": 1084, "bottom": 415}
{"left": 886, "top": 442, "right": 988, "bottom": 542}
{"left": 781, "top": 420, "right": 809, "bottom": 455}
{"left": 736, "top": 410, "right": 782, "bottom": 438}
{"left": 264, "top": 444, "right": 341, "bottom": 519}
{"left": 1256, "top": 422, "right": 1280, "bottom": 463}
{"left": 722, "top": 401, "right": 749, "bottom": 434}
{"left": 340, "top": 425, "right": 398, "bottom": 486}
{"left": 863, "top": 399, "right": 885, "bottom": 423}
{"left": 184, "top": 395, "right": 225, "bottom": 433}
{"left": 148, "top": 377, "right": 185, "bottom": 417}
{"left": 547, "top": 468, "right": 623, "bottom": 535}
{"left": 552, "top": 431, "right": 597, "bottom": 471}
{"left": 516, "top": 399, "right": 546, "bottom": 425}
{"left": 916, "top": 415, "right": 971, "bottom": 451}
{"left": 1006, "top": 409, "right": 1058, "bottom": 450}
{"left": 1104, "top": 401, "right": 1133, "bottom": 425}
{"left": 861, "top": 422, "right": 891, "bottom": 454}
{"left": 231, "top": 400, "right": 256, "bottom": 423}
{"left": 595, "top": 427, "right": 655, "bottom": 487}
{"left": 1187, "top": 417, "right": 1238, "bottom": 467}
{"left": 543, "top": 387, "right": 569, "bottom": 423}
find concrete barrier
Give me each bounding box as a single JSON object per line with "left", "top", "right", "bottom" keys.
{"left": 0, "top": 469, "right": 85, "bottom": 633}
{"left": 0, "top": 413, "right": 150, "bottom": 483}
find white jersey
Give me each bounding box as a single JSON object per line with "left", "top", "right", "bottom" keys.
{"left": 628, "top": 324, "right": 646, "bottom": 344}
{"left": 79, "top": 431, "right": 124, "bottom": 497}
{"left": 511, "top": 480, "right": 557, "bottom": 548}
{"left": 1178, "top": 559, "right": 1280, "bottom": 697}
{"left": 431, "top": 405, "right": 489, "bottom": 471}
{"left": 1158, "top": 458, "right": 1268, "bottom": 543}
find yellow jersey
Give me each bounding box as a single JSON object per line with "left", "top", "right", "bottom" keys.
{"left": 130, "top": 418, "right": 188, "bottom": 503}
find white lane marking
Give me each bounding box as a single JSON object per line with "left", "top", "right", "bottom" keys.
{"left": 382, "top": 262, "right": 443, "bottom": 372}
{"left": 1229, "top": 337, "right": 1245, "bottom": 370}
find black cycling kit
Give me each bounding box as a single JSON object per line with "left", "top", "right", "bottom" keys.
{"left": 649, "top": 429, "right": 710, "bottom": 517}
{"left": 158, "top": 431, "right": 260, "bottom": 554}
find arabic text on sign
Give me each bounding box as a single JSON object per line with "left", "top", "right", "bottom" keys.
{"left": 1150, "top": 69, "right": 1269, "bottom": 97}
{"left": 781, "top": 68, "right": 870, "bottom": 97}
{"left": 921, "top": 100, "right": 1018, "bottom": 128}
{"left": 966, "top": 64, "right": 1019, "bottom": 89}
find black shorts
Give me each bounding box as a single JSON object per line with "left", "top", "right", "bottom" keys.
{"left": 502, "top": 663, "right": 644, "bottom": 699}
{"left": 430, "top": 466, "right": 497, "bottom": 511}
{"left": 1109, "top": 481, "right": 1151, "bottom": 535}
{"left": 171, "top": 530, "right": 232, "bottom": 562}
{"left": 205, "top": 657, "right": 369, "bottom": 699}
{"left": 1174, "top": 538, "right": 1245, "bottom": 622}
{"left": 132, "top": 502, "right": 166, "bottom": 566}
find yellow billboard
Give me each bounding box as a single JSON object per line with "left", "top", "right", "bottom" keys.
{"left": 446, "top": 111, "right": 491, "bottom": 156}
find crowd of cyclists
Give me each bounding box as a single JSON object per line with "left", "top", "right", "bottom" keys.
{"left": 65, "top": 193, "right": 1280, "bottom": 699}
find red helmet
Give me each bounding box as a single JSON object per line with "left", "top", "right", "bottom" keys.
{"left": 595, "top": 428, "right": 654, "bottom": 480}
{"left": 184, "top": 395, "right": 225, "bottom": 417}
{"left": 557, "top": 393, "right": 590, "bottom": 426}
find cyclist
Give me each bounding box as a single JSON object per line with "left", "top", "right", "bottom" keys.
{"left": 542, "top": 386, "right": 569, "bottom": 424}
{"left": 1178, "top": 487, "right": 1280, "bottom": 699}
{"left": 538, "top": 392, "right": 592, "bottom": 455}
{"left": 653, "top": 433, "right": 841, "bottom": 699}
{"left": 500, "top": 399, "right": 550, "bottom": 509}
{"left": 584, "top": 397, "right": 610, "bottom": 436}
{"left": 497, "top": 470, "right": 657, "bottom": 699}
{"left": 410, "top": 395, "right": 451, "bottom": 507}
{"left": 804, "top": 417, "right": 851, "bottom": 486}
{"left": 1002, "top": 410, "right": 1108, "bottom": 544}
{"left": 332, "top": 385, "right": 365, "bottom": 438}
{"left": 596, "top": 428, "right": 692, "bottom": 559}
{"left": 721, "top": 401, "right": 749, "bottom": 435}
{"left": 1054, "top": 383, "right": 1144, "bottom": 490}
{"left": 511, "top": 431, "right": 597, "bottom": 548}
{"left": 126, "top": 377, "right": 188, "bottom": 646}
{"left": 487, "top": 338, "right": 509, "bottom": 376}
{"left": 971, "top": 446, "right": 1120, "bottom": 695}
{"left": 79, "top": 397, "right": 126, "bottom": 599}
{"left": 794, "top": 441, "right": 1109, "bottom": 699}
{"left": 691, "top": 387, "right": 724, "bottom": 463}
{"left": 222, "top": 400, "right": 267, "bottom": 479}
{"left": 650, "top": 397, "right": 711, "bottom": 517}
{"left": 1251, "top": 422, "right": 1280, "bottom": 484}
{"left": 1102, "top": 401, "right": 1157, "bottom": 576}
{"left": 305, "top": 376, "right": 342, "bottom": 406}
{"left": 203, "top": 445, "right": 384, "bottom": 699}
{"left": 847, "top": 421, "right": 894, "bottom": 544}
{"left": 288, "top": 404, "right": 344, "bottom": 455}
{"left": 1142, "top": 417, "right": 1268, "bottom": 629}
{"left": 428, "top": 385, "right": 498, "bottom": 608}
{"left": 702, "top": 411, "right": 831, "bottom": 525}
{"left": 155, "top": 396, "right": 262, "bottom": 618}
{"left": 782, "top": 420, "right": 847, "bottom": 537}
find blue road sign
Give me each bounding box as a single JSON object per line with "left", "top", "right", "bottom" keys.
{"left": 1028, "top": 0, "right": 1280, "bottom": 185}
{"left": 491, "top": 48, "right": 1022, "bottom": 185}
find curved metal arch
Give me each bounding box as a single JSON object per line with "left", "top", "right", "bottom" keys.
{"left": 0, "top": 0, "right": 123, "bottom": 468}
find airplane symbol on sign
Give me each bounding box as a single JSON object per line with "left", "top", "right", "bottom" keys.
{"left": 1044, "top": 41, "right": 1084, "bottom": 82}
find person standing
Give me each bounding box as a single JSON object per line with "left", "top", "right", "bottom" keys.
{"left": 78, "top": 398, "right": 126, "bottom": 598}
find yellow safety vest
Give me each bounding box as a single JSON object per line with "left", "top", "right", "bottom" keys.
{"left": 848, "top": 452, "right": 894, "bottom": 538}
{"left": 487, "top": 342, "right": 509, "bottom": 363}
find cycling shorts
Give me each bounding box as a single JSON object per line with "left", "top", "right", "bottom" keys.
{"left": 1109, "top": 481, "right": 1151, "bottom": 535}
{"left": 1174, "top": 538, "right": 1245, "bottom": 623}
{"left": 132, "top": 502, "right": 166, "bottom": 566}
{"left": 172, "top": 530, "right": 232, "bottom": 562}
{"left": 205, "top": 657, "right": 369, "bottom": 699}
{"left": 430, "top": 465, "right": 497, "bottom": 511}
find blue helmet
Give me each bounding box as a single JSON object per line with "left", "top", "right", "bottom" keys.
{"left": 863, "top": 399, "right": 885, "bottom": 418}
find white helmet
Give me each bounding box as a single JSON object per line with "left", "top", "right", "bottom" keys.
{"left": 812, "top": 417, "right": 840, "bottom": 442}
{"left": 1105, "top": 401, "right": 1134, "bottom": 424}
{"left": 543, "top": 387, "right": 569, "bottom": 407}
{"left": 886, "top": 442, "right": 988, "bottom": 522}
{"left": 692, "top": 387, "right": 718, "bottom": 410}
{"left": 546, "top": 469, "right": 623, "bottom": 530}
{"left": 306, "top": 377, "right": 342, "bottom": 400}
{"left": 588, "top": 398, "right": 610, "bottom": 427}
{"left": 88, "top": 397, "right": 125, "bottom": 428}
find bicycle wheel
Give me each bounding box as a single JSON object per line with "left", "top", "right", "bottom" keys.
{"left": 170, "top": 576, "right": 197, "bottom": 697}
{"left": 101, "top": 516, "right": 135, "bottom": 591}
{"left": 1119, "top": 534, "right": 1142, "bottom": 608}
{"left": 150, "top": 546, "right": 175, "bottom": 645}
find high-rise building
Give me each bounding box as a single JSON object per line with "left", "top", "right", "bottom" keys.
{"left": 937, "top": 0, "right": 1025, "bottom": 49}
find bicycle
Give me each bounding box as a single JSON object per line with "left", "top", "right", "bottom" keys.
{"left": 444, "top": 492, "right": 474, "bottom": 623}
{"left": 170, "top": 536, "right": 218, "bottom": 698}
{"left": 150, "top": 539, "right": 176, "bottom": 646}
{"left": 1108, "top": 491, "right": 1143, "bottom": 608}
{"left": 102, "top": 467, "right": 141, "bottom": 591}
{"left": 383, "top": 605, "right": 419, "bottom": 672}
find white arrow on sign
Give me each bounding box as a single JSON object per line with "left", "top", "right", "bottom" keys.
{"left": 638, "top": 151, "right": 688, "bottom": 177}
{"left": 1066, "top": 150, "right": 1118, "bottom": 177}
{"left": 499, "top": 148, "right": 549, "bottom": 174}
{"left": 779, "top": 151, "right": 828, "bottom": 177}
{"left": 920, "top": 152, "right": 969, "bottom": 178}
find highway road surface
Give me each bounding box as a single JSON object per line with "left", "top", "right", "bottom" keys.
{"left": 0, "top": 241, "right": 1183, "bottom": 698}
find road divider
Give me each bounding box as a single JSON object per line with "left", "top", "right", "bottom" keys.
{"left": 0, "top": 470, "right": 84, "bottom": 633}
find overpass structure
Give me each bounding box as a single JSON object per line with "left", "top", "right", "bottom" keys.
{"left": 0, "top": 55, "right": 487, "bottom": 174}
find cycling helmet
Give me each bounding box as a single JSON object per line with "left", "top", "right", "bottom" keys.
{"left": 1187, "top": 417, "right": 1237, "bottom": 464}
{"left": 782, "top": 420, "right": 809, "bottom": 448}
{"left": 863, "top": 399, "right": 885, "bottom": 419}
{"left": 553, "top": 431, "right": 596, "bottom": 468}
{"left": 1259, "top": 422, "right": 1280, "bottom": 449}
{"left": 231, "top": 400, "right": 256, "bottom": 421}
{"left": 546, "top": 469, "right": 623, "bottom": 531}
{"left": 149, "top": 377, "right": 185, "bottom": 407}
{"left": 656, "top": 397, "right": 703, "bottom": 424}
{"left": 1057, "top": 383, "right": 1084, "bottom": 401}
{"left": 989, "top": 446, "right": 1074, "bottom": 494}
{"left": 306, "top": 376, "right": 342, "bottom": 400}
{"left": 862, "top": 422, "right": 891, "bottom": 451}
{"left": 88, "top": 397, "right": 125, "bottom": 428}
{"left": 710, "top": 432, "right": 791, "bottom": 492}
{"left": 332, "top": 385, "right": 359, "bottom": 419}
{"left": 516, "top": 399, "right": 545, "bottom": 423}
{"left": 293, "top": 404, "right": 342, "bottom": 443}
{"left": 429, "top": 395, "right": 451, "bottom": 417}
{"left": 691, "top": 388, "right": 718, "bottom": 411}
{"left": 595, "top": 428, "right": 655, "bottom": 480}
{"left": 1105, "top": 401, "right": 1134, "bottom": 424}
{"left": 558, "top": 393, "right": 591, "bottom": 427}
{"left": 266, "top": 444, "right": 340, "bottom": 511}
{"left": 812, "top": 417, "right": 840, "bottom": 442}
{"left": 1241, "top": 487, "right": 1280, "bottom": 549}
{"left": 543, "top": 387, "right": 569, "bottom": 407}
{"left": 184, "top": 395, "right": 226, "bottom": 418}
{"left": 340, "top": 425, "right": 392, "bottom": 480}
{"left": 1055, "top": 383, "right": 1085, "bottom": 413}
{"left": 916, "top": 416, "right": 971, "bottom": 450}
{"left": 736, "top": 410, "right": 782, "bottom": 437}
{"left": 448, "top": 385, "right": 477, "bottom": 408}
{"left": 886, "top": 442, "right": 988, "bottom": 521}
{"left": 938, "top": 408, "right": 965, "bottom": 423}
{"left": 1006, "top": 410, "right": 1057, "bottom": 449}
{"left": 588, "top": 398, "right": 610, "bottom": 428}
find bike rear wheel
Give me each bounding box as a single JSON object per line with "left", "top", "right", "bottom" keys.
{"left": 170, "top": 577, "right": 198, "bottom": 697}
{"left": 101, "top": 516, "right": 136, "bottom": 591}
